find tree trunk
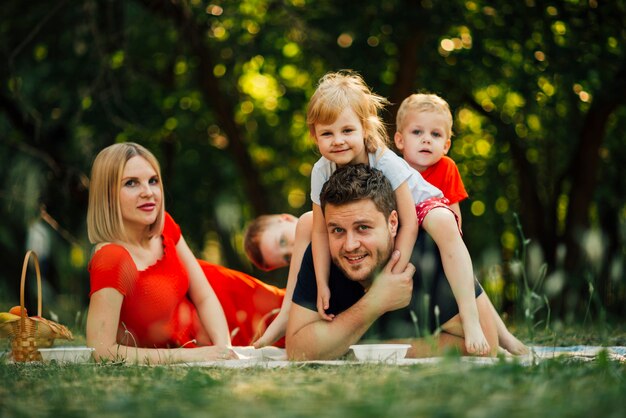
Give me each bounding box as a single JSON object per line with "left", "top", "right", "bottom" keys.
{"left": 562, "top": 62, "right": 626, "bottom": 273}
{"left": 385, "top": 0, "right": 427, "bottom": 141}
{"left": 136, "top": 0, "right": 269, "bottom": 216}
{"left": 387, "top": 30, "right": 423, "bottom": 139}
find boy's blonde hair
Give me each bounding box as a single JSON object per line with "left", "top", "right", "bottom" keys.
{"left": 243, "top": 214, "right": 283, "bottom": 270}
{"left": 87, "top": 142, "right": 165, "bottom": 244}
{"left": 396, "top": 93, "right": 453, "bottom": 139}
{"left": 307, "top": 71, "right": 389, "bottom": 153}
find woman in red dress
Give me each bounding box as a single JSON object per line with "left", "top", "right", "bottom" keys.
{"left": 86, "top": 142, "right": 284, "bottom": 364}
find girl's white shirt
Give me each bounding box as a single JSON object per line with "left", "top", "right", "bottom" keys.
{"left": 310, "top": 147, "right": 443, "bottom": 206}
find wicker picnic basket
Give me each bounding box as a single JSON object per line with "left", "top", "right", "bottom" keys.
{"left": 0, "top": 251, "right": 73, "bottom": 361}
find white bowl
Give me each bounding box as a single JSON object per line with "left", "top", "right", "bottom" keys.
{"left": 38, "top": 347, "right": 95, "bottom": 363}
{"left": 350, "top": 344, "right": 411, "bottom": 361}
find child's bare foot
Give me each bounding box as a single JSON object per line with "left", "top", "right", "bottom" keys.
{"left": 464, "top": 323, "right": 491, "bottom": 356}
{"left": 499, "top": 331, "right": 529, "bottom": 355}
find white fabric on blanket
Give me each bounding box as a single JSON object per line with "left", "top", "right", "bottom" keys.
{"left": 177, "top": 345, "right": 625, "bottom": 368}
{"left": 3, "top": 345, "right": 623, "bottom": 366}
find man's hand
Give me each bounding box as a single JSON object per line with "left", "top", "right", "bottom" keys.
{"left": 366, "top": 250, "right": 415, "bottom": 315}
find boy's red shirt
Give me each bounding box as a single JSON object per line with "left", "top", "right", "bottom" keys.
{"left": 420, "top": 156, "right": 468, "bottom": 204}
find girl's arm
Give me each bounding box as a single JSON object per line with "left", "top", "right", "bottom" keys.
{"left": 392, "top": 181, "right": 419, "bottom": 274}
{"left": 177, "top": 235, "right": 232, "bottom": 347}
{"left": 86, "top": 288, "right": 236, "bottom": 364}
{"left": 312, "top": 203, "right": 333, "bottom": 320}
{"left": 253, "top": 211, "right": 313, "bottom": 347}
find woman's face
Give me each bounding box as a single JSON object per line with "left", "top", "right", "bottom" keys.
{"left": 119, "top": 156, "right": 162, "bottom": 232}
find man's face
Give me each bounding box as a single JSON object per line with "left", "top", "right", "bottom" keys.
{"left": 325, "top": 199, "right": 398, "bottom": 287}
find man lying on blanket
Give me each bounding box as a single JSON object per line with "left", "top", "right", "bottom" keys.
{"left": 286, "top": 164, "right": 499, "bottom": 360}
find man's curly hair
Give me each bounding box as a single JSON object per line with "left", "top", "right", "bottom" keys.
{"left": 320, "top": 164, "right": 396, "bottom": 218}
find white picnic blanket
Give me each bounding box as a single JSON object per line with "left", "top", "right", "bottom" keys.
{"left": 176, "top": 345, "right": 626, "bottom": 368}
{"left": 2, "top": 345, "right": 624, "bottom": 367}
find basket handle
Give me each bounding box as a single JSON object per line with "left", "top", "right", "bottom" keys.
{"left": 19, "top": 250, "right": 42, "bottom": 332}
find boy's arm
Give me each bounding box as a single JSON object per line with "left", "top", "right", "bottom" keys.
{"left": 282, "top": 211, "right": 313, "bottom": 306}
{"left": 391, "top": 182, "right": 419, "bottom": 274}
{"left": 312, "top": 203, "right": 333, "bottom": 320}
{"left": 253, "top": 212, "right": 313, "bottom": 347}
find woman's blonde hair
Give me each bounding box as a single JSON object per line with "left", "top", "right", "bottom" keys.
{"left": 307, "top": 71, "right": 389, "bottom": 153}
{"left": 87, "top": 142, "right": 165, "bottom": 244}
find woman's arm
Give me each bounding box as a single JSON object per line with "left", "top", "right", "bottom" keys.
{"left": 176, "top": 235, "right": 232, "bottom": 347}
{"left": 392, "top": 182, "right": 419, "bottom": 274}
{"left": 86, "top": 288, "right": 235, "bottom": 364}
{"left": 86, "top": 288, "right": 123, "bottom": 361}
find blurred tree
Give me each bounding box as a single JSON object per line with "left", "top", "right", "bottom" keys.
{"left": 436, "top": 0, "right": 626, "bottom": 317}
{"left": 0, "top": 0, "right": 624, "bottom": 320}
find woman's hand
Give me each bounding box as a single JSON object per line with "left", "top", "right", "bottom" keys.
{"left": 193, "top": 345, "right": 238, "bottom": 361}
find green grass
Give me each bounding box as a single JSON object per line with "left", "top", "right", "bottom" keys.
{"left": 1, "top": 357, "right": 625, "bottom": 418}
{"left": 506, "top": 321, "right": 626, "bottom": 347}
{"left": 1, "top": 323, "right": 625, "bottom": 418}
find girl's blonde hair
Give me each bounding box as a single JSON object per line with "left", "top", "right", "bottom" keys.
{"left": 396, "top": 93, "right": 453, "bottom": 139}
{"left": 87, "top": 142, "right": 165, "bottom": 244}
{"left": 307, "top": 71, "right": 389, "bottom": 153}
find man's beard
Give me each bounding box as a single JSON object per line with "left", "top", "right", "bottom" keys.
{"left": 332, "top": 237, "right": 394, "bottom": 284}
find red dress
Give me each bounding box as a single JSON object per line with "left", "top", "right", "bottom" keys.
{"left": 89, "top": 213, "right": 285, "bottom": 348}
{"left": 421, "top": 156, "right": 468, "bottom": 204}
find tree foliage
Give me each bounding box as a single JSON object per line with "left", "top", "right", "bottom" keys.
{"left": 1, "top": 0, "right": 624, "bottom": 320}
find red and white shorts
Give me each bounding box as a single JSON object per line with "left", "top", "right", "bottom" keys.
{"left": 415, "top": 197, "right": 462, "bottom": 234}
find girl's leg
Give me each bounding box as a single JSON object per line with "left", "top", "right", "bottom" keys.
{"left": 485, "top": 296, "right": 529, "bottom": 355}
{"left": 388, "top": 294, "right": 498, "bottom": 357}
{"left": 387, "top": 334, "right": 465, "bottom": 358}
{"left": 421, "top": 207, "right": 490, "bottom": 355}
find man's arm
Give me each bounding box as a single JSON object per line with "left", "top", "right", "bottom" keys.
{"left": 286, "top": 291, "right": 383, "bottom": 360}
{"left": 286, "top": 251, "right": 416, "bottom": 360}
